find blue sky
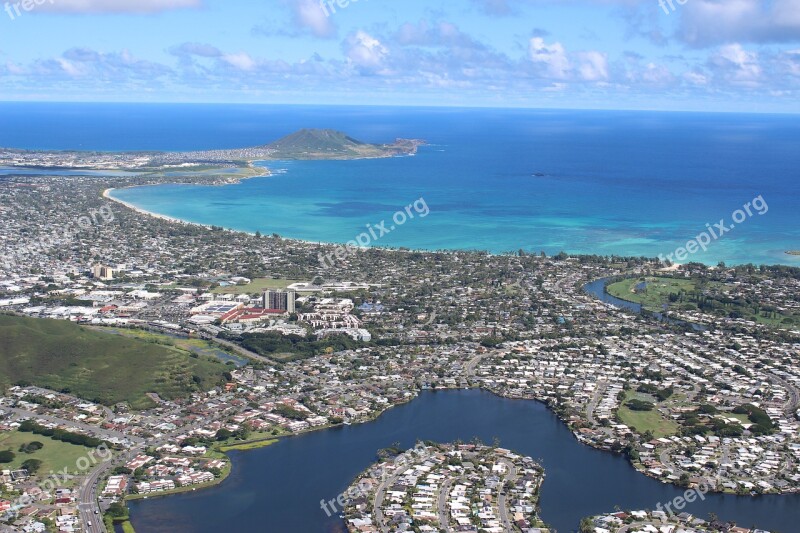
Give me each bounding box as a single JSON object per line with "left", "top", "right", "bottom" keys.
{"left": 1, "top": 0, "right": 799, "bottom": 112}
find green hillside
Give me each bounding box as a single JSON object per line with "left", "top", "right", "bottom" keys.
{"left": 266, "top": 128, "right": 416, "bottom": 159}
{"left": 0, "top": 315, "right": 230, "bottom": 409}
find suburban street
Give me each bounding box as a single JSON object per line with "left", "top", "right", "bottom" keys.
{"left": 497, "top": 458, "right": 518, "bottom": 531}
{"left": 437, "top": 477, "right": 455, "bottom": 532}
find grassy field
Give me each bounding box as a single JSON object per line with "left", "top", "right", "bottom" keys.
{"left": 606, "top": 277, "right": 699, "bottom": 311}
{"left": 212, "top": 278, "right": 301, "bottom": 295}
{"left": 0, "top": 430, "right": 96, "bottom": 476}
{"left": 94, "top": 327, "right": 246, "bottom": 366}
{"left": 607, "top": 276, "right": 797, "bottom": 329}
{"left": 726, "top": 412, "right": 751, "bottom": 425}
{"left": 218, "top": 438, "right": 278, "bottom": 452}
{"left": 617, "top": 391, "right": 679, "bottom": 438}
{"left": 0, "top": 315, "right": 231, "bottom": 409}
{"left": 606, "top": 277, "right": 800, "bottom": 329}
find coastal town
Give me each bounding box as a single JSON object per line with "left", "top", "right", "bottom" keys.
{"left": 0, "top": 129, "right": 424, "bottom": 172}
{"left": 581, "top": 510, "right": 774, "bottom": 533}
{"left": 0, "top": 171, "right": 797, "bottom": 533}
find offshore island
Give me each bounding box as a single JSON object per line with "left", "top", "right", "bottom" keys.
{"left": 0, "top": 131, "right": 797, "bottom": 533}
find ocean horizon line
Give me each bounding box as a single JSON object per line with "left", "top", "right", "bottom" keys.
{"left": 1, "top": 101, "right": 798, "bottom": 117}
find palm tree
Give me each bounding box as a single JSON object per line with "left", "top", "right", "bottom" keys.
{"left": 579, "top": 517, "right": 595, "bottom": 533}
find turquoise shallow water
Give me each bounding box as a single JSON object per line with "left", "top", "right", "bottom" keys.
{"left": 109, "top": 108, "right": 800, "bottom": 266}
{"left": 1, "top": 103, "right": 795, "bottom": 265}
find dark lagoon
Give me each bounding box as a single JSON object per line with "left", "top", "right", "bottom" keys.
{"left": 129, "top": 389, "right": 799, "bottom": 533}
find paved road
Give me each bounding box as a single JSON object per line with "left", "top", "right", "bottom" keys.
{"left": 79, "top": 445, "right": 144, "bottom": 533}
{"left": 373, "top": 469, "right": 402, "bottom": 533}
{"left": 721, "top": 442, "right": 731, "bottom": 466}
{"left": 465, "top": 353, "right": 490, "bottom": 377}
{"left": 497, "top": 459, "right": 518, "bottom": 531}
{"left": 659, "top": 446, "right": 683, "bottom": 476}
{"left": 770, "top": 373, "right": 799, "bottom": 417}
{"left": 437, "top": 477, "right": 455, "bottom": 532}
{"left": 78, "top": 457, "right": 114, "bottom": 533}
{"left": 586, "top": 379, "right": 608, "bottom": 426}
{"left": 210, "top": 336, "right": 274, "bottom": 365}
{"left": 76, "top": 402, "right": 242, "bottom": 533}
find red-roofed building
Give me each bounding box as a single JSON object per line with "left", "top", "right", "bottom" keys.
{"left": 220, "top": 308, "right": 287, "bottom": 324}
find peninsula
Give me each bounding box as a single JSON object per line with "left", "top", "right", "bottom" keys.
{"left": 0, "top": 129, "right": 425, "bottom": 175}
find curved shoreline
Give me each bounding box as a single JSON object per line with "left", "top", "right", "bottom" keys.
{"left": 122, "top": 383, "right": 795, "bottom": 512}
{"left": 98, "top": 188, "right": 796, "bottom": 522}
{"left": 98, "top": 197, "right": 791, "bottom": 498}
{"left": 101, "top": 183, "right": 464, "bottom": 257}
{"left": 103, "top": 187, "right": 192, "bottom": 226}
{"left": 100, "top": 177, "right": 795, "bottom": 268}
{"left": 127, "top": 388, "right": 799, "bottom": 533}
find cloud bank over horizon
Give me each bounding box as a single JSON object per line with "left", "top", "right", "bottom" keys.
{"left": 1, "top": 0, "right": 798, "bottom": 112}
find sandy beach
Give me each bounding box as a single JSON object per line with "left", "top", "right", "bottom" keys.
{"left": 100, "top": 164, "right": 272, "bottom": 230}
{"left": 103, "top": 187, "right": 208, "bottom": 227}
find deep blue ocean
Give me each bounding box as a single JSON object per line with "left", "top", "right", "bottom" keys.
{"left": 1, "top": 103, "right": 798, "bottom": 265}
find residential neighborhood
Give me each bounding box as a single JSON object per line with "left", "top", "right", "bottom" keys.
{"left": 0, "top": 175, "right": 797, "bottom": 532}
{"left": 342, "top": 443, "right": 547, "bottom": 533}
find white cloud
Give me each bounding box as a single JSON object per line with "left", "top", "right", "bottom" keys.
{"left": 5, "top": 61, "right": 25, "bottom": 75}
{"left": 683, "top": 71, "right": 709, "bottom": 86}
{"left": 641, "top": 62, "right": 673, "bottom": 84}
{"left": 289, "top": 0, "right": 336, "bottom": 38}
{"left": 56, "top": 58, "right": 83, "bottom": 76}
{"left": 344, "top": 31, "right": 389, "bottom": 73}
{"left": 472, "top": 0, "right": 642, "bottom": 17}
{"left": 395, "top": 20, "right": 481, "bottom": 49}
{"left": 708, "top": 43, "right": 761, "bottom": 86}
{"left": 679, "top": 0, "right": 800, "bottom": 46}
{"left": 577, "top": 51, "right": 609, "bottom": 81}
{"left": 529, "top": 37, "right": 570, "bottom": 79}
{"left": 781, "top": 49, "right": 800, "bottom": 77}
{"left": 529, "top": 37, "right": 608, "bottom": 82}
{"left": 36, "top": 0, "right": 201, "bottom": 14}
{"left": 223, "top": 53, "right": 256, "bottom": 71}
